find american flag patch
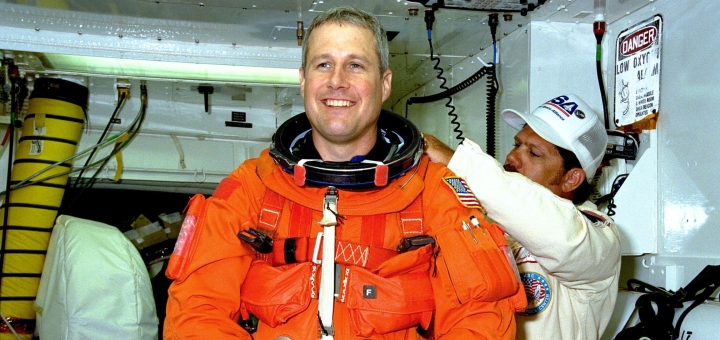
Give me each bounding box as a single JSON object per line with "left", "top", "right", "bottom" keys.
{"left": 443, "top": 177, "right": 485, "bottom": 212}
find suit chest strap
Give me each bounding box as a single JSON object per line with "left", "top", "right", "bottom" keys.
{"left": 251, "top": 188, "right": 424, "bottom": 269}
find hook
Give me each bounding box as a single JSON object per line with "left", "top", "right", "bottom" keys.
{"left": 194, "top": 169, "right": 206, "bottom": 183}
{"left": 641, "top": 256, "right": 656, "bottom": 269}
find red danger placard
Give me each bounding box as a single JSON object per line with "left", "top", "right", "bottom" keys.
{"left": 613, "top": 15, "right": 663, "bottom": 127}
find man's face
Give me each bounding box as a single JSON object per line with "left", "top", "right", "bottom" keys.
{"left": 504, "top": 125, "right": 569, "bottom": 196}
{"left": 299, "top": 22, "right": 392, "bottom": 159}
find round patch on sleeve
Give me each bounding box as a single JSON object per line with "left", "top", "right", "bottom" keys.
{"left": 521, "top": 272, "right": 552, "bottom": 315}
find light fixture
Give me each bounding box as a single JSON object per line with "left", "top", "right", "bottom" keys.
{"left": 39, "top": 53, "right": 300, "bottom": 85}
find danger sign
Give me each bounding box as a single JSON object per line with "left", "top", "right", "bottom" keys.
{"left": 613, "top": 15, "right": 663, "bottom": 127}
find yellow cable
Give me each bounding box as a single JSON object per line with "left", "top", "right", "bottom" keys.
{"left": 112, "top": 132, "right": 130, "bottom": 182}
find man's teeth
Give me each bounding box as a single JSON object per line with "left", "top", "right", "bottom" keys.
{"left": 326, "top": 100, "right": 352, "bottom": 107}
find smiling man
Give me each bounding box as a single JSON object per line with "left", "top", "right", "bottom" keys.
{"left": 164, "top": 6, "right": 525, "bottom": 340}
{"left": 300, "top": 17, "right": 391, "bottom": 159}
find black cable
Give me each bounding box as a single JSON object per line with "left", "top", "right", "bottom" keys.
{"left": 407, "top": 67, "right": 492, "bottom": 105}
{"left": 486, "top": 13, "right": 499, "bottom": 157}
{"left": 672, "top": 266, "right": 720, "bottom": 339}
{"left": 423, "top": 8, "right": 463, "bottom": 142}
{"left": 596, "top": 59, "right": 609, "bottom": 129}
{"left": 65, "top": 84, "right": 147, "bottom": 209}
{"left": 3, "top": 87, "right": 147, "bottom": 197}
{"left": 485, "top": 65, "right": 498, "bottom": 158}
{"left": 1, "top": 89, "right": 15, "bottom": 297}
{"left": 594, "top": 20, "right": 610, "bottom": 129}
{"left": 72, "top": 92, "right": 126, "bottom": 188}
{"left": 1, "top": 64, "right": 24, "bottom": 294}
{"left": 81, "top": 90, "right": 146, "bottom": 191}
{"left": 406, "top": 11, "right": 503, "bottom": 146}
{"left": 428, "top": 40, "right": 463, "bottom": 142}
{"left": 595, "top": 173, "right": 628, "bottom": 216}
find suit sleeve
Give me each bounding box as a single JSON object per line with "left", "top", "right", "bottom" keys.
{"left": 447, "top": 138, "right": 620, "bottom": 286}
{"left": 164, "top": 167, "right": 263, "bottom": 339}
{"left": 423, "top": 162, "right": 517, "bottom": 340}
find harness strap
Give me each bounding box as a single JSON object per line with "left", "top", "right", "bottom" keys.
{"left": 255, "top": 188, "right": 425, "bottom": 268}
{"left": 361, "top": 215, "right": 386, "bottom": 248}
{"left": 400, "top": 195, "right": 424, "bottom": 236}
{"left": 270, "top": 237, "right": 399, "bottom": 269}
{"left": 257, "top": 189, "right": 284, "bottom": 236}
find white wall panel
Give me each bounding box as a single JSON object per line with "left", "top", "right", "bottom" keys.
{"left": 604, "top": 0, "right": 720, "bottom": 281}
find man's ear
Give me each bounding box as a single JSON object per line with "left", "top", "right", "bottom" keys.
{"left": 299, "top": 68, "right": 305, "bottom": 98}
{"left": 562, "top": 168, "right": 585, "bottom": 194}
{"left": 381, "top": 69, "right": 392, "bottom": 102}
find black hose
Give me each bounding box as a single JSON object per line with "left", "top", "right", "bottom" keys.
{"left": 1, "top": 67, "right": 23, "bottom": 294}
{"left": 428, "top": 38, "right": 463, "bottom": 142}
{"left": 485, "top": 65, "right": 498, "bottom": 158}
{"left": 594, "top": 21, "right": 610, "bottom": 129}
{"left": 596, "top": 58, "right": 610, "bottom": 129}
{"left": 65, "top": 85, "right": 147, "bottom": 209}
{"left": 407, "top": 66, "right": 492, "bottom": 105}
{"left": 72, "top": 92, "right": 126, "bottom": 188}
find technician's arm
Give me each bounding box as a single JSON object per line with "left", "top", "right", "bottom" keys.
{"left": 423, "top": 162, "right": 520, "bottom": 339}
{"left": 447, "top": 139, "right": 620, "bottom": 285}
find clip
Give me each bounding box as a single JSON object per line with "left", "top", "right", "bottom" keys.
{"left": 237, "top": 228, "right": 273, "bottom": 254}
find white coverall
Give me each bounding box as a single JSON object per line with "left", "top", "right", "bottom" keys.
{"left": 447, "top": 138, "right": 621, "bottom": 340}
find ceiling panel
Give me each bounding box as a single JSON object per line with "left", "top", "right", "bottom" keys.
{"left": 1, "top": 0, "right": 633, "bottom": 102}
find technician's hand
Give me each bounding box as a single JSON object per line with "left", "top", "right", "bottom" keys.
{"left": 422, "top": 134, "right": 455, "bottom": 166}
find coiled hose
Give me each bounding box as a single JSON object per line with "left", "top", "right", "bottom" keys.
{"left": 428, "top": 38, "right": 463, "bottom": 142}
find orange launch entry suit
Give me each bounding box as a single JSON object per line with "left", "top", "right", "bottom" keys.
{"left": 164, "top": 148, "right": 525, "bottom": 339}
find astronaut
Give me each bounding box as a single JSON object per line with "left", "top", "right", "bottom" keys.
{"left": 163, "top": 6, "right": 525, "bottom": 339}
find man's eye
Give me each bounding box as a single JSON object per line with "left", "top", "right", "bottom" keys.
{"left": 318, "top": 62, "right": 330, "bottom": 68}
{"left": 529, "top": 151, "right": 540, "bottom": 157}
{"left": 350, "top": 63, "right": 363, "bottom": 69}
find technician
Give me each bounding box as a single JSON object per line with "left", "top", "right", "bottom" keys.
{"left": 424, "top": 94, "right": 621, "bottom": 340}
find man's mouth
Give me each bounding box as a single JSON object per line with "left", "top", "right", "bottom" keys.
{"left": 324, "top": 99, "right": 354, "bottom": 107}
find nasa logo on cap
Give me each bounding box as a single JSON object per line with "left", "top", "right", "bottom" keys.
{"left": 575, "top": 110, "right": 586, "bottom": 119}
{"left": 547, "top": 95, "right": 579, "bottom": 117}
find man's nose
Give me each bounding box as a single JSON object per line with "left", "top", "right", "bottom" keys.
{"left": 505, "top": 149, "right": 521, "bottom": 170}
{"left": 329, "top": 67, "right": 349, "bottom": 89}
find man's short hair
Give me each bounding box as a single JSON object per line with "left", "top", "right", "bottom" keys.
{"left": 301, "top": 6, "right": 390, "bottom": 76}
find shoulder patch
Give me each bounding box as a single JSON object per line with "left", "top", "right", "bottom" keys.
{"left": 521, "top": 272, "right": 551, "bottom": 315}
{"left": 442, "top": 176, "right": 486, "bottom": 213}
{"left": 212, "top": 177, "right": 242, "bottom": 200}
{"left": 581, "top": 210, "right": 609, "bottom": 225}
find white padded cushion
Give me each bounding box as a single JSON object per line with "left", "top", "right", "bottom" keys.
{"left": 35, "top": 215, "right": 159, "bottom": 339}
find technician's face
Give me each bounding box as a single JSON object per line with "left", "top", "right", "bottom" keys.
{"left": 299, "top": 23, "right": 392, "bottom": 152}
{"left": 504, "top": 125, "right": 567, "bottom": 196}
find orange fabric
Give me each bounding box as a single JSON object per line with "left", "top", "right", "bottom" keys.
{"left": 164, "top": 149, "right": 521, "bottom": 339}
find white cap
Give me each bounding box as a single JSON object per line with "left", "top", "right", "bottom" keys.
{"left": 501, "top": 94, "right": 608, "bottom": 182}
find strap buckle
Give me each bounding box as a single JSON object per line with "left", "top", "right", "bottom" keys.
{"left": 237, "top": 228, "right": 273, "bottom": 254}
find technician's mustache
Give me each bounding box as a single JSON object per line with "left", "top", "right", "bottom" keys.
{"left": 503, "top": 164, "right": 517, "bottom": 173}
